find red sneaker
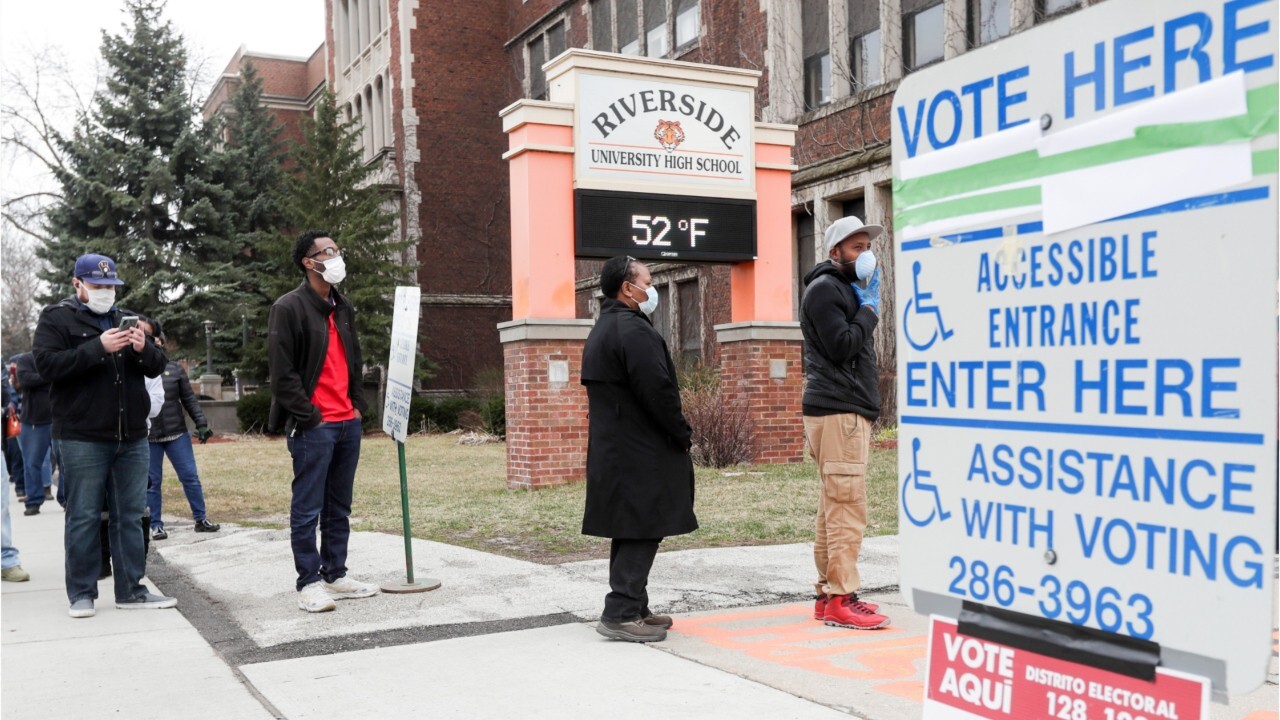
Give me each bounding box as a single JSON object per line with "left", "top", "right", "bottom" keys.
{"left": 815, "top": 593, "right": 878, "bottom": 619}
{"left": 823, "top": 594, "right": 890, "bottom": 630}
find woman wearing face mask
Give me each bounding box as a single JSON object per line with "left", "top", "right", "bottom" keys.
{"left": 580, "top": 255, "right": 698, "bottom": 644}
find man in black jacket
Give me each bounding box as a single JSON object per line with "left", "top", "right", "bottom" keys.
{"left": 581, "top": 255, "right": 697, "bottom": 643}
{"left": 268, "top": 230, "right": 376, "bottom": 613}
{"left": 32, "top": 253, "right": 175, "bottom": 618}
{"left": 139, "top": 318, "right": 219, "bottom": 541}
{"left": 800, "top": 216, "right": 890, "bottom": 631}
{"left": 13, "top": 352, "right": 55, "bottom": 514}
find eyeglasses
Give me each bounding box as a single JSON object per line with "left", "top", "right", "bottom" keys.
{"left": 78, "top": 270, "right": 118, "bottom": 280}
{"left": 307, "top": 247, "right": 342, "bottom": 260}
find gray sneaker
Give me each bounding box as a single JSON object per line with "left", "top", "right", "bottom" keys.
{"left": 68, "top": 599, "right": 96, "bottom": 618}
{"left": 597, "top": 618, "right": 668, "bottom": 643}
{"left": 115, "top": 592, "right": 177, "bottom": 610}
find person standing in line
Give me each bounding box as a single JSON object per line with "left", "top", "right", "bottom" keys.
{"left": 800, "top": 216, "right": 891, "bottom": 631}
{"left": 13, "top": 352, "right": 55, "bottom": 515}
{"left": 268, "top": 230, "right": 378, "bottom": 613}
{"left": 3, "top": 369, "right": 25, "bottom": 501}
{"left": 2, "top": 452, "right": 29, "bottom": 582}
{"left": 139, "top": 318, "right": 219, "bottom": 541}
{"left": 581, "top": 255, "right": 697, "bottom": 643}
{"left": 32, "top": 253, "right": 176, "bottom": 618}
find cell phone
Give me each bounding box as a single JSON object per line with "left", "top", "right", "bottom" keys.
{"left": 118, "top": 316, "right": 139, "bottom": 331}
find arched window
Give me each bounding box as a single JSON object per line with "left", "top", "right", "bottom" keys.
{"left": 363, "top": 85, "right": 375, "bottom": 160}
{"left": 372, "top": 78, "right": 385, "bottom": 152}
{"left": 350, "top": 0, "right": 363, "bottom": 55}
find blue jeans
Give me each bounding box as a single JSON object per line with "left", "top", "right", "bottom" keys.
{"left": 19, "top": 422, "right": 52, "bottom": 507}
{"left": 61, "top": 439, "right": 149, "bottom": 603}
{"left": 148, "top": 433, "right": 207, "bottom": 529}
{"left": 2, "top": 463, "right": 19, "bottom": 569}
{"left": 288, "top": 419, "right": 361, "bottom": 591}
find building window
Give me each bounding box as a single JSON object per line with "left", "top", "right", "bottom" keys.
{"left": 652, "top": 283, "right": 672, "bottom": 344}
{"left": 528, "top": 35, "right": 547, "bottom": 100}
{"left": 677, "top": 280, "right": 702, "bottom": 364}
{"left": 675, "top": 0, "right": 700, "bottom": 50}
{"left": 905, "top": 2, "right": 945, "bottom": 71}
{"left": 802, "top": 0, "right": 830, "bottom": 110}
{"left": 618, "top": 0, "right": 639, "bottom": 55}
{"left": 841, "top": 197, "right": 867, "bottom": 223}
{"left": 591, "top": 0, "right": 613, "bottom": 51}
{"left": 645, "top": 0, "right": 668, "bottom": 57}
{"left": 1038, "top": 0, "right": 1081, "bottom": 18}
{"left": 547, "top": 22, "right": 567, "bottom": 64}
{"left": 847, "top": 0, "right": 881, "bottom": 91}
{"left": 970, "top": 0, "right": 1010, "bottom": 46}
{"left": 795, "top": 210, "right": 817, "bottom": 314}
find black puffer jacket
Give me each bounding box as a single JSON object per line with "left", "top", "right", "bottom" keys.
{"left": 149, "top": 361, "right": 206, "bottom": 439}
{"left": 32, "top": 297, "right": 167, "bottom": 442}
{"left": 800, "top": 262, "right": 881, "bottom": 421}
{"left": 13, "top": 352, "right": 52, "bottom": 425}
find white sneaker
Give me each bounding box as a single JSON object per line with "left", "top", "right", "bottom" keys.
{"left": 323, "top": 576, "right": 380, "bottom": 600}
{"left": 298, "top": 582, "right": 336, "bottom": 613}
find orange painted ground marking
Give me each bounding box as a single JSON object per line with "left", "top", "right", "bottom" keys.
{"left": 1240, "top": 712, "right": 1279, "bottom": 720}
{"left": 671, "top": 603, "right": 929, "bottom": 693}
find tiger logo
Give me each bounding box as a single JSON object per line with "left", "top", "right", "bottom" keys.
{"left": 653, "top": 120, "right": 685, "bottom": 152}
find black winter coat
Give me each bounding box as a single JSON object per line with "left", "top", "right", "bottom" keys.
{"left": 32, "top": 297, "right": 167, "bottom": 442}
{"left": 13, "top": 352, "right": 52, "bottom": 425}
{"left": 150, "top": 362, "right": 207, "bottom": 439}
{"left": 267, "top": 282, "right": 367, "bottom": 435}
{"left": 800, "top": 262, "right": 881, "bottom": 421}
{"left": 580, "top": 299, "right": 697, "bottom": 539}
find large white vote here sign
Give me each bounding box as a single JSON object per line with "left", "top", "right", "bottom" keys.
{"left": 892, "top": 0, "right": 1277, "bottom": 695}
{"left": 382, "top": 286, "right": 421, "bottom": 443}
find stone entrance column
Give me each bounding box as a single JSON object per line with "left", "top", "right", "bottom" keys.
{"left": 499, "top": 100, "right": 591, "bottom": 489}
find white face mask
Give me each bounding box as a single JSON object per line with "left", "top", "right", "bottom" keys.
{"left": 855, "top": 250, "right": 876, "bottom": 281}
{"left": 80, "top": 284, "right": 116, "bottom": 315}
{"left": 314, "top": 255, "right": 347, "bottom": 284}
{"left": 630, "top": 283, "right": 659, "bottom": 315}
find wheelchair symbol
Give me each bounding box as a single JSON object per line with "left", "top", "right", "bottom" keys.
{"left": 902, "top": 261, "right": 954, "bottom": 351}
{"left": 901, "top": 438, "right": 951, "bottom": 528}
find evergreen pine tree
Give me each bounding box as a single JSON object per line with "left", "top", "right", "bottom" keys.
{"left": 213, "top": 60, "right": 290, "bottom": 380}
{"left": 285, "top": 89, "right": 415, "bottom": 373}
{"left": 38, "top": 0, "right": 240, "bottom": 356}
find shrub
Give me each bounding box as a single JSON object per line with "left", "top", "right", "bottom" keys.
{"left": 679, "top": 365, "right": 755, "bottom": 468}
{"left": 406, "top": 396, "right": 485, "bottom": 433}
{"left": 480, "top": 394, "right": 506, "bottom": 438}
{"left": 236, "top": 391, "right": 273, "bottom": 434}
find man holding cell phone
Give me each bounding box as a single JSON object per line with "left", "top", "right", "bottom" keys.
{"left": 32, "top": 253, "right": 174, "bottom": 619}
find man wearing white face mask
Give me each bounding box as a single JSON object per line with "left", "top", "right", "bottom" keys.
{"left": 799, "top": 216, "right": 890, "bottom": 631}
{"left": 32, "top": 253, "right": 173, "bottom": 618}
{"left": 581, "top": 256, "right": 697, "bottom": 643}
{"left": 267, "top": 230, "right": 375, "bottom": 613}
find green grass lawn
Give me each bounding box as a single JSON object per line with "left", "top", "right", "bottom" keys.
{"left": 161, "top": 434, "right": 898, "bottom": 564}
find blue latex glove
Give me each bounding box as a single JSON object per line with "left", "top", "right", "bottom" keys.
{"left": 852, "top": 268, "right": 881, "bottom": 313}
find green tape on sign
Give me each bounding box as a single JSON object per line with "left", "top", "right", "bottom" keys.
{"left": 896, "top": 186, "right": 1043, "bottom": 228}
{"left": 895, "top": 83, "right": 1280, "bottom": 210}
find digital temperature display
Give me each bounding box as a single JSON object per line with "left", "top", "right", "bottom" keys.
{"left": 575, "top": 189, "right": 757, "bottom": 263}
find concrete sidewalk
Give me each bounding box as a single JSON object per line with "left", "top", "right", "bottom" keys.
{"left": 3, "top": 489, "right": 1277, "bottom": 719}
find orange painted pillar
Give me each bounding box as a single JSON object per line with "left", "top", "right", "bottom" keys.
{"left": 718, "top": 123, "right": 805, "bottom": 463}
{"left": 500, "top": 100, "right": 591, "bottom": 488}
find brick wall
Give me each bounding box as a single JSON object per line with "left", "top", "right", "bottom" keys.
{"left": 719, "top": 338, "right": 805, "bottom": 464}
{"left": 504, "top": 338, "right": 589, "bottom": 488}
{"left": 422, "top": 305, "right": 510, "bottom": 391}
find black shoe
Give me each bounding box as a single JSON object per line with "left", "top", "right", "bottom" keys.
{"left": 23, "top": 506, "right": 39, "bottom": 516}
{"left": 193, "top": 519, "right": 221, "bottom": 533}
{"left": 151, "top": 527, "right": 168, "bottom": 541}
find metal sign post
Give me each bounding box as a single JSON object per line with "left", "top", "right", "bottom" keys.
{"left": 891, "top": 0, "right": 1277, "bottom": 710}
{"left": 381, "top": 286, "right": 441, "bottom": 594}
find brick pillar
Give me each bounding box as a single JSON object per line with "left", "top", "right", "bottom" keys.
{"left": 499, "top": 319, "right": 594, "bottom": 489}
{"left": 715, "top": 322, "right": 806, "bottom": 464}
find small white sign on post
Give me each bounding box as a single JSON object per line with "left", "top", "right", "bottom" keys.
{"left": 383, "top": 286, "right": 421, "bottom": 443}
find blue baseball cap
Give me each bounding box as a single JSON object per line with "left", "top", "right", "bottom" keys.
{"left": 73, "top": 254, "right": 124, "bottom": 286}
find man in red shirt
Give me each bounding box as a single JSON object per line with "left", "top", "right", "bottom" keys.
{"left": 268, "top": 230, "right": 377, "bottom": 613}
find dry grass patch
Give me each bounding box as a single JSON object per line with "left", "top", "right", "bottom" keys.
{"left": 162, "top": 434, "right": 898, "bottom": 563}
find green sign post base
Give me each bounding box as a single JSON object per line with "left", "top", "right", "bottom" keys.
{"left": 380, "top": 440, "right": 442, "bottom": 595}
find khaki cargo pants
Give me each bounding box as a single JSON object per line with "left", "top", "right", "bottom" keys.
{"left": 803, "top": 412, "right": 870, "bottom": 597}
